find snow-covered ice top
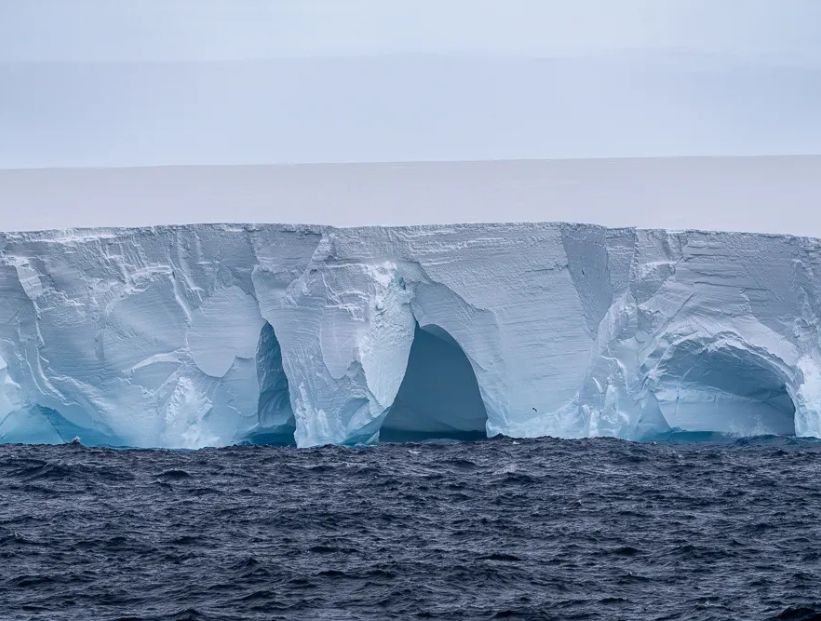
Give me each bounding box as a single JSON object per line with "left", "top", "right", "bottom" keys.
{"left": 1, "top": 222, "right": 820, "bottom": 448}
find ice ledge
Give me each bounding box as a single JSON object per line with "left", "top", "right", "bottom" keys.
{"left": 1, "top": 222, "right": 820, "bottom": 448}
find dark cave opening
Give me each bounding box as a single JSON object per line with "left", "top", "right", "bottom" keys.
{"left": 248, "top": 321, "right": 296, "bottom": 445}
{"left": 380, "top": 323, "right": 488, "bottom": 443}
{"left": 653, "top": 342, "right": 796, "bottom": 437}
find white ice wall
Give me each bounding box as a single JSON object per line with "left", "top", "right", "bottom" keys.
{"left": 0, "top": 222, "right": 819, "bottom": 447}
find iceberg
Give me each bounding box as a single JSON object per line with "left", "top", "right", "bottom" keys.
{"left": 0, "top": 222, "right": 820, "bottom": 448}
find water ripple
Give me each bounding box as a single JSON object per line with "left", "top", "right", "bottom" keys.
{"left": 1, "top": 437, "right": 821, "bottom": 619}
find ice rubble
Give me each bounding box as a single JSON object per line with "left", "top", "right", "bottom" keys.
{"left": 1, "top": 222, "right": 820, "bottom": 448}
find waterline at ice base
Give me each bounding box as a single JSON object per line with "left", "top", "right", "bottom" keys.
{"left": 1, "top": 222, "right": 821, "bottom": 449}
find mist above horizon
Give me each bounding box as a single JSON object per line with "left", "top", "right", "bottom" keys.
{"left": 1, "top": 157, "right": 819, "bottom": 238}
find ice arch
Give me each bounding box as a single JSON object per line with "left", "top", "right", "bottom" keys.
{"left": 245, "top": 322, "right": 296, "bottom": 445}
{"left": 380, "top": 323, "right": 489, "bottom": 442}
{"left": 0, "top": 405, "right": 122, "bottom": 446}
{"left": 648, "top": 340, "right": 796, "bottom": 436}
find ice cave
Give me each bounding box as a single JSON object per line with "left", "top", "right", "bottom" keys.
{"left": 247, "top": 322, "right": 296, "bottom": 445}
{"left": 648, "top": 340, "right": 797, "bottom": 437}
{"left": 1, "top": 222, "right": 821, "bottom": 448}
{"left": 379, "top": 323, "right": 489, "bottom": 442}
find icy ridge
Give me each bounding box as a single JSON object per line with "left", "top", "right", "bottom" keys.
{"left": 0, "top": 222, "right": 819, "bottom": 448}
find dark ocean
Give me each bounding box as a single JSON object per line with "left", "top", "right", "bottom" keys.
{"left": 2, "top": 436, "right": 821, "bottom": 621}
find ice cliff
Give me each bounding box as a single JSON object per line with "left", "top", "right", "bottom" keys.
{"left": 1, "top": 222, "right": 820, "bottom": 448}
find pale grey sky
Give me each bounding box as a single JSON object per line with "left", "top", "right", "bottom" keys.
{"left": 3, "top": 0, "right": 821, "bottom": 63}
{"left": 1, "top": 1, "right": 820, "bottom": 169}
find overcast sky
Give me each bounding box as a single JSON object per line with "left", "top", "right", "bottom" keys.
{"left": 1, "top": 0, "right": 820, "bottom": 170}
{"left": 0, "top": 1, "right": 820, "bottom": 232}
{"left": 3, "top": 0, "right": 821, "bottom": 63}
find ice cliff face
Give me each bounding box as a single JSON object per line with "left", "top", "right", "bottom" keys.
{"left": 1, "top": 222, "right": 820, "bottom": 448}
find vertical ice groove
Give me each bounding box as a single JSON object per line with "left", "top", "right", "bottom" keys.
{"left": 1, "top": 222, "right": 821, "bottom": 446}
{"left": 561, "top": 224, "right": 613, "bottom": 338}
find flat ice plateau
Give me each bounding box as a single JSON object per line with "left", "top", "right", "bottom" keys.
{"left": 2, "top": 156, "right": 820, "bottom": 235}
{"left": 1, "top": 221, "right": 821, "bottom": 447}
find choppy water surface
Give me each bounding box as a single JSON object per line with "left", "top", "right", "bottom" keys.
{"left": 2, "top": 437, "right": 821, "bottom": 620}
